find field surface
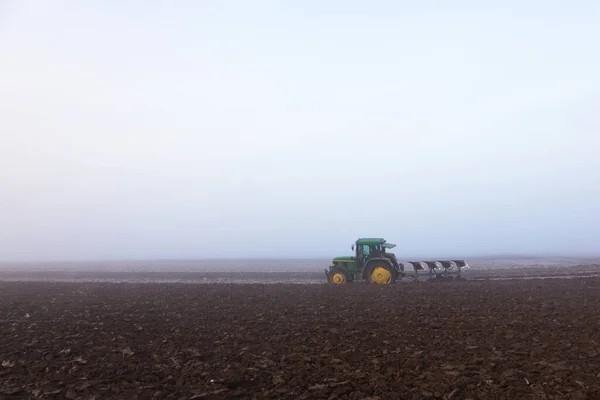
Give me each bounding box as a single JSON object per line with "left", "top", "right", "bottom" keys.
{"left": 2, "top": 269, "right": 600, "bottom": 399}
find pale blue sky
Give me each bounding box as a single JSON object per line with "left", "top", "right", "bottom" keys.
{"left": 1, "top": 0, "right": 599, "bottom": 260}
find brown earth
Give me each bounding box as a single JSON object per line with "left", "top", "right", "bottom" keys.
{"left": 1, "top": 277, "right": 600, "bottom": 399}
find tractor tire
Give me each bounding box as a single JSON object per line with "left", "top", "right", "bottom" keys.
{"left": 328, "top": 267, "right": 350, "bottom": 284}
{"left": 365, "top": 262, "right": 394, "bottom": 284}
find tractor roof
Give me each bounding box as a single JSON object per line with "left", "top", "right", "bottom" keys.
{"left": 355, "top": 237, "right": 386, "bottom": 245}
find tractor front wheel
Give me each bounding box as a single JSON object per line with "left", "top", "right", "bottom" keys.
{"left": 328, "top": 268, "right": 350, "bottom": 284}
{"left": 366, "top": 263, "right": 394, "bottom": 284}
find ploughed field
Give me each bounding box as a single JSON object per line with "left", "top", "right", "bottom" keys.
{"left": 2, "top": 277, "right": 600, "bottom": 399}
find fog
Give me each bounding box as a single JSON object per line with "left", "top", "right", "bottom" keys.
{"left": 1, "top": 1, "right": 599, "bottom": 261}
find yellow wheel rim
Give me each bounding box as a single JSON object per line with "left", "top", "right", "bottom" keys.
{"left": 331, "top": 272, "right": 346, "bottom": 284}
{"left": 371, "top": 266, "right": 392, "bottom": 284}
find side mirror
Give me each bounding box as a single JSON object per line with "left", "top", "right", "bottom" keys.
{"left": 351, "top": 244, "right": 354, "bottom": 251}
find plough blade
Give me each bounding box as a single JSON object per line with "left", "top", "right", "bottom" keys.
{"left": 438, "top": 261, "right": 453, "bottom": 270}
{"left": 452, "top": 260, "right": 469, "bottom": 269}
{"left": 408, "top": 261, "right": 425, "bottom": 270}
{"left": 424, "top": 261, "right": 440, "bottom": 272}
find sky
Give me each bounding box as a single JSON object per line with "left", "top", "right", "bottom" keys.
{"left": 1, "top": 0, "right": 599, "bottom": 261}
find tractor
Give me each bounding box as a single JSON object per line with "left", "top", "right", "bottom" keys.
{"left": 324, "top": 237, "right": 469, "bottom": 284}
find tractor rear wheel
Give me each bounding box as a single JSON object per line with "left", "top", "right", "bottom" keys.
{"left": 366, "top": 263, "right": 394, "bottom": 284}
{"left": 328, "top": 268, "right": 350, "bottom": 284}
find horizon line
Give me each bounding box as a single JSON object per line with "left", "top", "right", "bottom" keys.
{"left": 1, "top": 253, "right": 600, "bottom": 264}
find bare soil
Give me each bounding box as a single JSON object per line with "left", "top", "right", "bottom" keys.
{"left": 1, "top": 275, "right": 600, "bottom": 399}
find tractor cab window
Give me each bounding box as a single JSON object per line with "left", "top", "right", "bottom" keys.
{"left": 357, "top": 245, "right": 369, "bottom": 263}
{"left": 370, "top": 244, "right": 382, "bottom": 258}
{"left": 362, "top": 245, "right": 370, "bottom": 256}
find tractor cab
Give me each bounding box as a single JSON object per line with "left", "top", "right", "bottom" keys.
{"left": 352, "top": 239, "right": 397, "bottom": 266}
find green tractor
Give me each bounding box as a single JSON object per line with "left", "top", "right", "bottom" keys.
{"left": 325, "top": 238, "right": 403, "bottom": 284}
{"left": 324, "top": 237, "right": 469, "bottom": 284}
